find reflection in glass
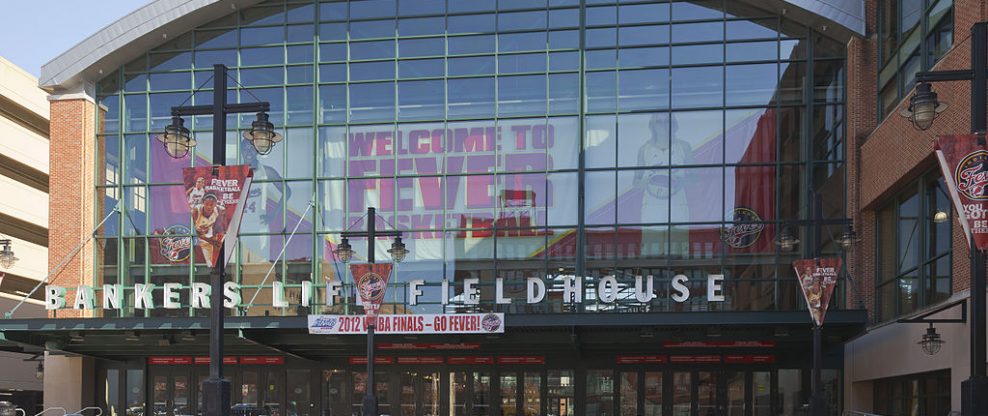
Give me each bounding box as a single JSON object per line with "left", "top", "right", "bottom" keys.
{"left": 523, "top": 372, "right": 542, "bottom": 416}
{"left": 619, "top": 371, "right": 638, "bottom": 416}
{"left": 548, "top": 370, "right": 575, "bottom": 416}
{"left": 671, "top": 372, "right": 691, "bottom": 416}
{"left": 644, "top": 372, "right": 662, "bottom": 416}
{"left": 586, "top": 370, "right": 614, "bottom": 416}
{"left": 501, "top": 373, "right": 518, "bottom": 416}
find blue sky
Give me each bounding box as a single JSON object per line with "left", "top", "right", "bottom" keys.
{"left": 0, "top": 0, "right": 146, "bottom": 77}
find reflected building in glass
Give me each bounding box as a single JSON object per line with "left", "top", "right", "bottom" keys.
{"left": 20, "top": 0, "right": 867, "bottom": 415}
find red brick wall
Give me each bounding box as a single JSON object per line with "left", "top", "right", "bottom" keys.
{"left": 849, "top": 0, "right": 987, "bottom": 322}
{"left": 48, "top": 98, "right": 96, "bottom": 318}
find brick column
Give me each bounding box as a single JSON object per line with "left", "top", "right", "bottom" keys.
{"left": 48, "top": 94, "right": 97, "bottom": 318}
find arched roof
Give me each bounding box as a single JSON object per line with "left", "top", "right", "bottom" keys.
{"left": 39, "top": 0, "right": 863, "bottom": 94}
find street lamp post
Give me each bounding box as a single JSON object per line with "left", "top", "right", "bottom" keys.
{"left": 157, "top": 64, "right": 281, "bottom": 416}
{"left": 334, "top": 207, "right": 408, "bottom": 416}
{"left": 900, "top": 21, "right": 988, "bottom": 416}
{"left": 774, "top": 193, "right": 856, "bottom": 416}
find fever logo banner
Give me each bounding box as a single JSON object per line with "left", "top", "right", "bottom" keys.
{"left": 935, "top": 135, "right": 988, "bottom": 250}
{"left": 793, "top": 258, "right": 841, "bottom": 327}
{"left": 182, "top": 165, "right": 253, "bottom": 267}
{"left": 351, "top": 263, "right": 393, "bottom": 325}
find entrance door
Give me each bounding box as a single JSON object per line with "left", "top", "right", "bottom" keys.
{"left": 239, "top": 367, "right": 285, "bottom": 416}
{"left": 150, "top": 368, "right": 193, "bottom": 416}
{"left": 397, "top": 370, "right": 440, "bottom": 416}
{"left": 449, "top": 370, "right": 493, "bottom": 416}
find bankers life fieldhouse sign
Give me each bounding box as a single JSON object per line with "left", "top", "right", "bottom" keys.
{"left": 43, "top": 274, "right": 728, "bottom": 312}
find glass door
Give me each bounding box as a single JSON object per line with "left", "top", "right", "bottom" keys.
{"left": 618, "top": 371, "right": 639, "bottom": 416}
{"left": 150, "top": 368, "right": 192, "bottom": 416}
{"left": 547, "top": 370, "right": 574, "bottom": 416}
{"left": 238, "top": 368, "right": 284, "bottom": 416}
{"left": 725, "top": 371, "right": 745, "bottom": 416}
{"left": 399, "top": 370, "right": 441, "bottom": 416}
{"left": 449, "top": 370, "right": 492, "bottom": 416}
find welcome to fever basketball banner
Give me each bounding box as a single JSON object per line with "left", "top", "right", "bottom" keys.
{"left": 793, "top": 258, "right": 841, "bottom": 327}
{"left": 352, "top": 263, "right": 393, "bottom": 325}
{"left": 935, "top": 135, "right": 988, "bottom": 250}
{"left": 182, "top": 165, "right": 253, "bottom": 267}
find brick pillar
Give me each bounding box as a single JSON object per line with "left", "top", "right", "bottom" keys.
{"left": 48, "top": 96, "right": 97, "bottom": 318}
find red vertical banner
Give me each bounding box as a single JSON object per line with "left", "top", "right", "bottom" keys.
{"left": 934, "top": 135, "right": 988, "bottom": 250}
{"left": 182, "top": 165, "right": 254, "bottom": 267}
{"left": 793, "top": 258, "right": 841, "bottom": 326}
{"left": 351, "top": 263, "right": 393, "bottom": 326}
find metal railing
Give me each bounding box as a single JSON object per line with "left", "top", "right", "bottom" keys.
{"left": 843, "top": 411, "right": 886, "bottom": 416}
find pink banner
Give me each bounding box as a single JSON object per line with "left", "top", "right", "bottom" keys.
{"left": 793, "top": 258, "right": 841, "bottom": 326}
{"left": 182, "top": 165, "right": 253, "bottom": 267}
{"left": 934, "top": 135, "right": 988, "bottom": 250}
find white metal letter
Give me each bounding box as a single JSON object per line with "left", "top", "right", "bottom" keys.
{"left": 163, "top": 283, "right": 182, "bottom": 309}
{"left": 408, "top": 279, "right": 424, "bottom": 306}
{"left": 73, "top": 285, "right": 95, "bottom": 310}
{"left": 599, "top": 275, "right": 618, "bottom": 303}
{"left": 223, "top": 282, "right": 241, "bottom": 309}
{"left": 707, "top": 274, "right": 725, "bottom": 302}
{"left": 635, "top": 275, "right": 655, "bottom": 303}
{"left": 441, "top": 279, "right": 450, "bottom": 305}
{"left": 102, "top": 284, "right": 123, "bottom": 310}
{"left": 134, "top": 283, "right": 155, "bottom": 309}
{"left": 671, "top": 274, "right": 690, "bottom": 303}
{"left": 45, "top": 286, "right": 66, "bottom": 310}
{"left": 463, "top": 278, "right": 479, "bottom": 305}
{"left": 191, "top": 283, "right": 210, "bottom": 309}
{"left": 495, "top": 278, "right": 511, "bottom": 304}
{"left": 325, "top": 280, "right": 342, "bottom": 306}
{"left": 273, "top": 281, "right": 289, "bottom": 307}
{"left": 527, "top": 278, "right": 546, "bottom": 304}
{"left": 563, "top": 276, "right": 583, "bottom": 303}
{"left": 301, "top": 281, "right": 314, "bottom": 306}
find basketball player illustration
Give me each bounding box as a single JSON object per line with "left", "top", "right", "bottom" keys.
{"left": 193, "top": 194, "right": 225, "bottom": 263}
{"left": 240, "top": 139, "right": 291, "bottom": 259}
{"left": 186, "top": 176, "right": 206, "bottom": 209}
{"left": 633, "top": 114, "right": 693, "bottom": 224}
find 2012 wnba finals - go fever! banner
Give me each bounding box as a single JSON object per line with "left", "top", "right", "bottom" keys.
{"left": 307, "top": 313, "right": 505, "bottom": 335}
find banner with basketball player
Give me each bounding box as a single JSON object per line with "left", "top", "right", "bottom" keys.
{"left": 935, "top": 135, "right": 988, "bottom": 250}
{"left": 793, "top": 258, "right": 841, "bottom": 327}
{"left": 352, "top": 263, "right": 393, "bottom": 325}
{"left": 182, "top": 165, "right": 253, "bottom": 267}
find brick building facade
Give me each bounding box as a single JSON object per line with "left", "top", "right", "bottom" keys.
{"left": 844, "top": 0, "right": 987, "bottom": 413}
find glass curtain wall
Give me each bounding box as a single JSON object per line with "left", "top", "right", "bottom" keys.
{"left": 92, "top": 0, "right": 847, "bottom": 317}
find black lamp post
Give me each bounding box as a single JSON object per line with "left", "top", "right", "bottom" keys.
{"left": 334, "top": 207, "right": 408, "bottom": 416}
{"left": 774, "top": 193, "right": 855, "bottom": 416}
{"left": 899, "top": 21, "right": 988, "bottom": 416}
{"left": 156, "top": 64, "right": 281, "bottom": 416}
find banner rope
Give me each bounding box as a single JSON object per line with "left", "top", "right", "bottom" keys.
{"left": 4, "top": 202, "right": 121, "bottom": 319}
{"left": 242, "top": 198, "right": 315, "bottom": 311}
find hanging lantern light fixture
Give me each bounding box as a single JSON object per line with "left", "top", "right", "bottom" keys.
{"left": 242, "top": 112, "right": 283, "bottom": 155}
{"left": 919, "top": 323, "right": 945, "bottom": 355}
{"left": 156, "top": 116, "right": 196, "bottom": 159}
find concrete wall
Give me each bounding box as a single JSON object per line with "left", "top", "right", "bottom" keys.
{"left": 844, "top": 293, "right": 981, "bottom": 413}
{"left": 43, "top": 355, "right": 95, "bottom": 410}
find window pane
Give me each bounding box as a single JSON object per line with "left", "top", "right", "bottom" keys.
{"left": 398, "top": 80, "right": 445, "bottom": 120}
{"left": 448, "top": 77, "right": 495, "bottom": 119}
{"left": 619, "top": 68, "right": 669, "bottom": 111}
{"left": 349, "top": 82, "right": 395, "bottom": 122}
{"left": 671, "top": 66, "right": 722, "bottom": 109}
{"left": 498, "top": 75, "right": 546, "bottom": 116}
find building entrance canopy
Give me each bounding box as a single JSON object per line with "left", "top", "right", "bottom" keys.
{"left": 0, "top": 311, "right": 866, "bottom": 359}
